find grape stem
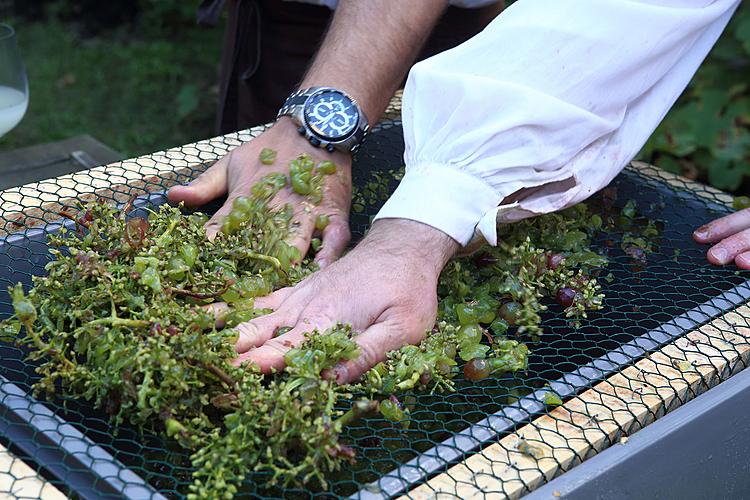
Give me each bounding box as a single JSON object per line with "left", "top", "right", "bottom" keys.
{"left": 168, "top": 279, "right": 235, "bottom": 300}
{"left": 22, "top": 319, "right": 76, "bottom": 370}
{"left": 227, "top": 249, "right": 282, "bottom": 270}
{"left": 195, "top": 360, "right": 237, "bottom": 388}
{"left": 335, "top": 400, "right": 378, "bottom": 428}
{"left": 93, "top": 317, "right": 149, "bottom": 328}
{"left": 119, "top": 195, "right": 138, "bottom": 219}
{"left": 58, "top": 211, "right": 89, "bottom": 231}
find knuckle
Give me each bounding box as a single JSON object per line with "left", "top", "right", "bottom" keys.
{"left": 389, "top": 309, "right": 435, "bottom": 343}
{"left": 299, "top": 310, "right": 336, "bottom": 330}
{"left": 326, "top": 222, "right": 351, "bottom": 244}
{"left": 235, "top": 322, "right": 261, "bottom": 341}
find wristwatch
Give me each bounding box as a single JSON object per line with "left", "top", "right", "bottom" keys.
{"left": 277, "top": 86, "right": 369, "bottom": 153}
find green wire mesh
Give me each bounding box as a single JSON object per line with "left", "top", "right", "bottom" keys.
{"left": 0, "top": 103, "right": 749, "bottom": 499}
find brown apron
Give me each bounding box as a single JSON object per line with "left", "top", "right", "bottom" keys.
{"left": 199, "top": 0, "right": 505, "bottom": 135}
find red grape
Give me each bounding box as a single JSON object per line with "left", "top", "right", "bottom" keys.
{"left": 464, "top": 358, "right": 491, "bottom": 381}
{"left": 546, "top": 253, "right": 565, "bottom": 271}
{"left": 556, "top": 287, "right": 576, "bottom": 308}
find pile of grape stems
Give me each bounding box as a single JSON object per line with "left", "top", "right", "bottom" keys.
{"left": 0, "top": 151, "right": 657, "bottom": 498}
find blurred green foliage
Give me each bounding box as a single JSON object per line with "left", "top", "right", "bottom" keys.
{"left": 0, "top": 1, "right": 221, "bottom": 158}
{"left": 641, "top": 3, "right": 750, "bottom": 193}
{"left": 136, "top": 0, "right": 201, "bottom": 37}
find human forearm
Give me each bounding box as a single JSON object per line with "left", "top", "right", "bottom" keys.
{"left": 363, "top": 218, "right": 458, "bottom": 276}
{"left": 301, "top": 0, "right": 448, "bottom": 123}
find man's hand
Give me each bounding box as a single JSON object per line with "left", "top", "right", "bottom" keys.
{"left": 170, "top": 0, "right": 448, "bottom": 264}
{"left": 694, "top": 208, "right": 750, "bottom": 269}
{"left": 232, "top": 218, "right": 459, "bottom": 383}
{"left": 168, "top": 118, "right": 352, "bottom": 266}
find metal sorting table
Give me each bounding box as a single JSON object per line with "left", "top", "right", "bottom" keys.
{"left": 0, "top": 96, "right": 748, "bottom": 499}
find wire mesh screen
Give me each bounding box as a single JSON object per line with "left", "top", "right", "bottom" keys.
{"left": 0, "top": 109, "right": 748, "bottom": 500}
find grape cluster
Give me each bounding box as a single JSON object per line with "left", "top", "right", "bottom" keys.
{"left": 288, "top": 153, "right": 336, "bottom": 203}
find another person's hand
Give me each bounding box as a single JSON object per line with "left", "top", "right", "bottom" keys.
{"left": 231, "top": 218, "right": 459, "bottom": 383}
{"left": 168, "top": 117, "right": 352, "bottom": 267}
{"left": 694, "top": 208, "right": 750, "bottom": 269}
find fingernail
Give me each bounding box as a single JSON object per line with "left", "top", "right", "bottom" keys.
{"left": 332, "top": 364, "right": 349, "bottom": 384}
{"left": 694, "top": 227, "right": 709, "bottom": 240}
{"left": 710, "top": 247, "right": 729, "bottom": 264}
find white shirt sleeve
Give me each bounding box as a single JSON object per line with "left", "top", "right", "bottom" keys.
{"left": 374, "top": 0, "right": 740, "bottom": 247}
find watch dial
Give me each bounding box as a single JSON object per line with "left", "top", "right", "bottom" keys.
{"left": 304, "top": 90, "right": 358, "bottom": 140}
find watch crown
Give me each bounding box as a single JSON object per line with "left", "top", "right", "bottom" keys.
{"left": 326, "top": 144, "right": 335, "bottom": 153}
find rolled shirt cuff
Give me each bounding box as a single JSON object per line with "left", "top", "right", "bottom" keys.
{"left": 373, "top": 163, "right": 520, "bottom": 247}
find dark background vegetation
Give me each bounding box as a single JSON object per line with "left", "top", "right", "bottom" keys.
{"left": 0, "top": 0, "right": 221, "bottom": 158}
{"left": 0, "top": 0, "right": 748, "bottom": 195}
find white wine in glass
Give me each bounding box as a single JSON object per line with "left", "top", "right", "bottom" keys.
{"left": 0, "top": 23, "right": 28, "bottom": 138}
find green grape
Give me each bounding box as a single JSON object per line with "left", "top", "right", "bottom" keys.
{"left": 238, "top": 275, "right": 269, "bottom": 297}
{"left": 489, "top": 318, "right": 509, "bottom": 336}
{"left": 459, "top": 343, "right": 490, "bottom": 362}
{"left": 221, "top": 211, "right": 244, "bottom": 234}
{"left": 251, "top": 182, "right": 274, "bottom": 199}
{"left": 167, "top": 257, "right": 188, "bottom": 280}
{"left": 733, "top": 196, "right": 750, "bottom": 211}
{"left": 262, "top": 172, "right": 288, "bottom": 190}
{"left": 457, "top": 324, "right": 483, "bottom": 345}
{"left": 315, "top": 214, "right": 330, "bottom": 231}
{"left": 455, "top": 303, "right": 478, "bottom": 325}
{"left": 232, "top": 196, "right": 253, "bottom": 216}
{"left": 276, "top": 242, "right": 302, "bottom": 270}
{"left": 291, "top": 175, "right": 312, "bottom": 195}
{"left": 311, "top": 238, "right": 322, "bottom": 252}
{"left": 133, "top": 256, "right": 159, "bottom": 273}
{"left": 180, "top": 244, "right": 199, "bottom": 268}
{"left": 475, "top": 302, "right": 496, "bottom": 324}
{"left": 220, "top": 287, "right": 242, "bottom": 303}
{"left": 378, "top": 399, "right": 405, "bottom": 422}
{"left": 259, "top": 147, "right": 277, "bottom": 165}
{"left": 224, "top": 308, "right": 270, "bottom": 328}
{"left": 190, "top": 213, "right": 209, "bottom": 226}
{"left": 316, "top": 160, "right": 337, "bottom": 175}
{"left": 139, "top": 266, "right": 162, "bottom": 293}
{"left": 298, "top": 169, "right": 313, "bottom": 183}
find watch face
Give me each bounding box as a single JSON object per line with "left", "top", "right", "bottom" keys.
{"left": 304, "top": 90, "right": 359, "bottom": 140}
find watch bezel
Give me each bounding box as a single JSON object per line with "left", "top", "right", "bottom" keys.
{"left": 302, "top": 88, "right": 361, "bottom": 143}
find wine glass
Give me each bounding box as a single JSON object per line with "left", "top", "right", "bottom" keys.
{"left": 0, "top": 23, "right": 28, "bottom": 139}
